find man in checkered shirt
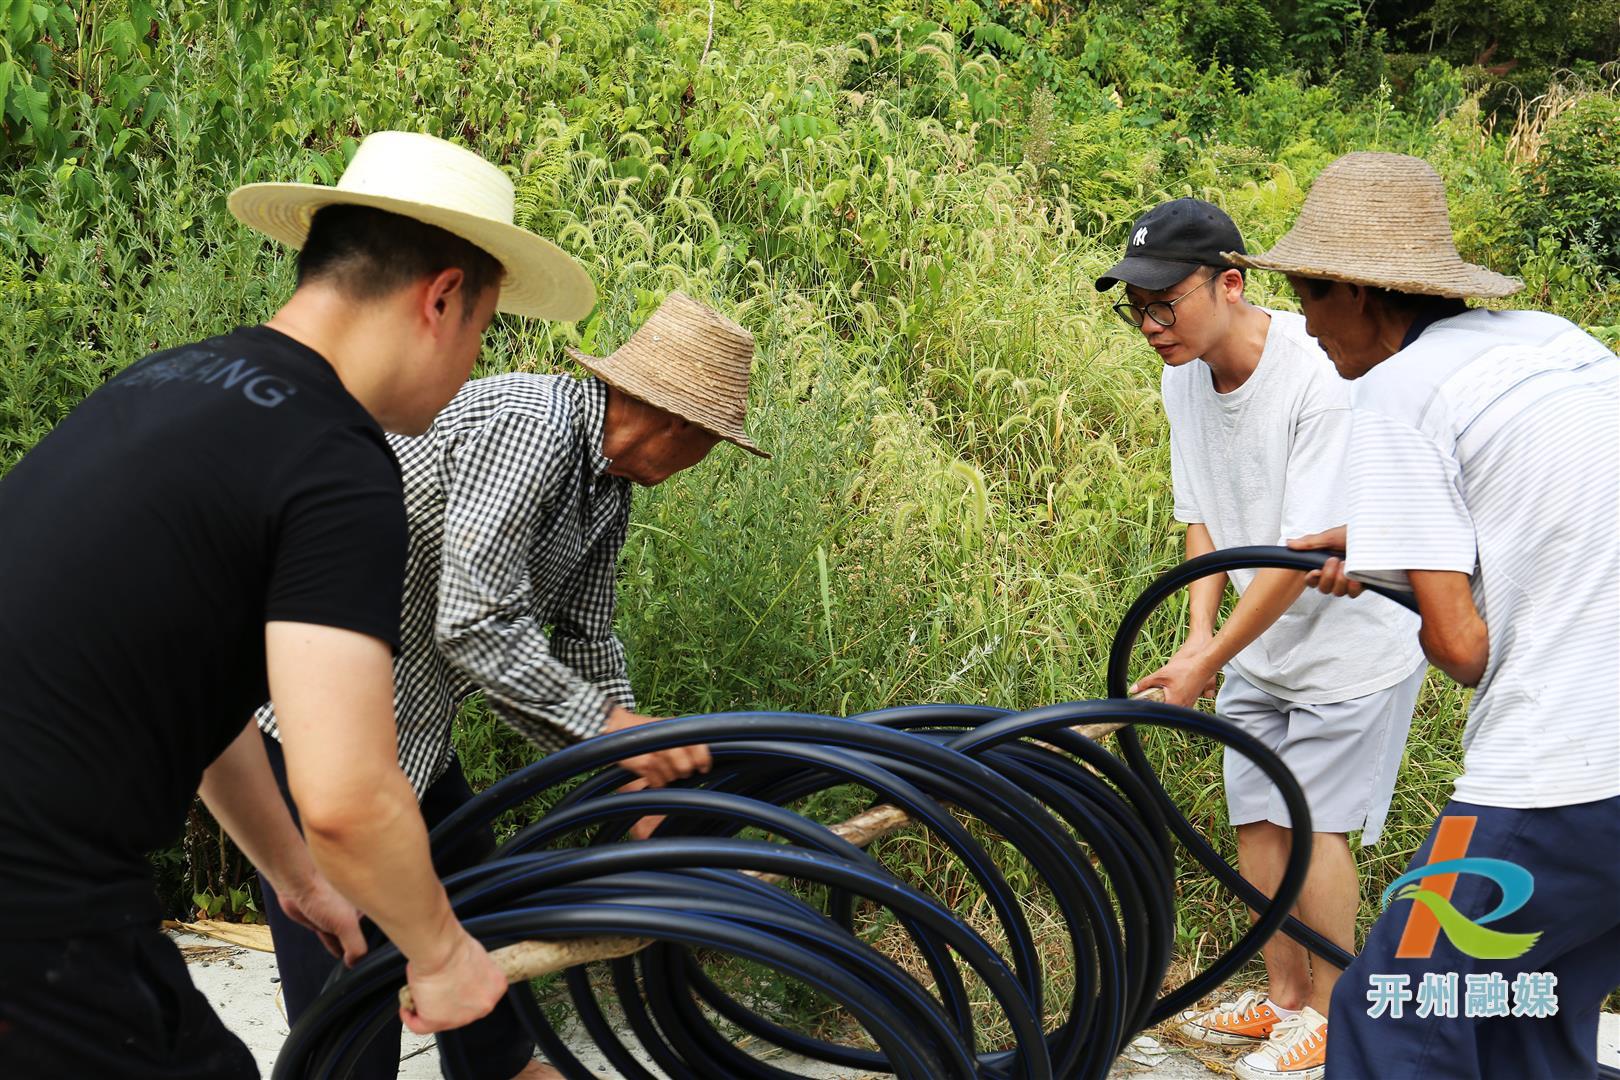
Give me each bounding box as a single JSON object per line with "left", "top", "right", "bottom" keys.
{"left": 255, "top": 292, "right": 768, "bottom": 1080}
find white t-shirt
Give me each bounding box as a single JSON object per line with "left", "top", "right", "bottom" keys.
{"left": 1344, "top": 308, "right": 1619, "bottom": 809}
{"left": 1164, "top": 308, "right": 1424, "bottom": 703}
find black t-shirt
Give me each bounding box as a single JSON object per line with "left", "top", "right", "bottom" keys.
{"left": 0, "top": 326, "right": 406, "bottom": 936}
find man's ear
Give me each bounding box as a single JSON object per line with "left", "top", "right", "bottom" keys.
{"left": 419, "top": 267, "right": 467, "bottom": 329}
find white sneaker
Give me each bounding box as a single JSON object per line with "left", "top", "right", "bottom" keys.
{"left": 1234, "top": 1006, "right": 1328, "bottom": 1080}
{"left": 1175, "top": 989, "right": 1290, "bottom": 1045}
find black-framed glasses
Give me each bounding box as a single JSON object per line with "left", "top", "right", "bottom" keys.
{"left": 1112, "top": 272, "right": 1221, "bottom": 329}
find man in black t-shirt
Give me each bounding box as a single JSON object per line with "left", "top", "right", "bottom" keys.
{"left": 0, "top": 132, "right": 595, "bottom": 1078}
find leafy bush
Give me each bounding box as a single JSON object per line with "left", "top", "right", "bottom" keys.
{"left": 1399, "top": 0, "right": 1620, "bottom": 107}
{"left": 1274, "top": 0, "right": 1366, "bottom": 78}
{"left": 0, "top": 0, "right": 76, "bottom": 157}
{"left": 1401, "top": 56, "right": 1469, "bottom": 126}
{"left": 1177, "top": 0, "right": 1284, "bottom": 88}
{"left": 1514, "top": 92, "right": 1620, "bottom": 272}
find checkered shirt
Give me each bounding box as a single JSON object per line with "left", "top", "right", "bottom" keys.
{"left": 258, "top": 374, "right": 634, "bottom": 795}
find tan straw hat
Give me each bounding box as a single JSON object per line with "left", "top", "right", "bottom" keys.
{"left": 566, "top": 293, "right": 768, "bottom": 458}
{"left": 228, "top": 131, "right": 596, "bottom": 320}
{"left": 1224, "top": 152, "right": 1522, "bottom": 299}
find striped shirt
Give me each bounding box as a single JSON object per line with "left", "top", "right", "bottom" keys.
{"left": 259, "top": 374, "right": 635, "bottom": 795}
{"left": 1344, "top": 309, "right": 1619, "bottom": 809}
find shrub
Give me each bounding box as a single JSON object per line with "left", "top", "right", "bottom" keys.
{"left": 1177, "top": 0, "right": 1284, "bottom": 88}
{"left": 1513, "top": 92, "right": 1620, "bottom": 273}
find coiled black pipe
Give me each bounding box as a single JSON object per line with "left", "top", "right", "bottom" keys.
{"left": 276, "top": 546, "right": 1611, "bottom": 1079}
{"left": 1109, "top": 545, "right": 1412, "bottom": 974}
{"left": 275, "top": 705, "right": 1311, "bottom": 1079}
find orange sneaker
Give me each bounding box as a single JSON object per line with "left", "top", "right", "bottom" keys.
{"left": 1234, "top": 1007, "right": 1328, "bottom": 1080}
{"left": 1175, "top": 990, "right": 1288, "bottom": 1045}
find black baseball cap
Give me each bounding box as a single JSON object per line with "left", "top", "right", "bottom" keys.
{"left": 1094, "top": 198, "right": 1246, "bottom": 292}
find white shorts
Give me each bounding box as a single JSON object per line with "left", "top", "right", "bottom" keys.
{"left": 1218, "top": 664, "right": 1425, "bottom": 847}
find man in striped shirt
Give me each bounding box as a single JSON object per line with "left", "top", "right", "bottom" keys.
{"left": 1233, "top": 152, "right": 1619, "bottom": 1079}
{"left": 256, "top": 293, "right": 767, "bottom": 1080}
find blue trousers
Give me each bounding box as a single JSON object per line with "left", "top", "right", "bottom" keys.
{"left": 1328, "top": 795, "right": 1620, "bottom": 1079}
{"left": 259, "top": 734, "right": 535, "bottom": 1080}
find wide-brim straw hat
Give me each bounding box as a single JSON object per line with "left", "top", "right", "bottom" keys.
{"left": 566, "top": 292, "right": 768, "bottom": 458}
{"left": 1224, "top": 152, "right": 1522, "bottom": 300}
{"left": 228, "top": 131, "right": 595, "bottom": 320}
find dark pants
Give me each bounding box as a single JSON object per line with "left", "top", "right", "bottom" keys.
{"left": 1328, "top": 795, "right": 1620, "bottom": 1079}
{"left": 259, "top": 733, "right": 535, "bottom": 1080}
{"left": 0, "top": 925, "right": 257, "bottom": 1079}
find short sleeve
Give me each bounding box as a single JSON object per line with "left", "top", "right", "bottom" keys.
{"left": 1277, "top": 396, "right": 1352, "bottom": 542}
{"left": 1169, "top": 427, "right": 1203, "bottom": 523}
{"left": 1163, "top": 369, "right": 1202, "bottom": 524}
{"left": 1343, "top": 409, "right": 1477, "bottom": 591}
{"left": 265, "top": 427, "right": 407, "bottom": 651}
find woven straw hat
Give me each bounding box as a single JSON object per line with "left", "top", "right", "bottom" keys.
{"left": 1224, "top": 152, "right": 1521, "bottom": 299}
{"left": 228, "top": 131, "right": 595, "bottom": 320}
{"left": 566, "top": 293, "right": 768, "bottom": 458}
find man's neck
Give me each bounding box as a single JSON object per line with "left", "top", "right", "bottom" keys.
{"left": 266, "top": 287, "right": 399, "bottom": 423}
{"left": 1361, "top": 305, "right": 1445, "bottom": 378}
{"left": 1200, "top": 303, "right": 1271, "bottom": 395}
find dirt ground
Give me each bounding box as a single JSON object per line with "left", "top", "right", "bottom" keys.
{"left": 175, "top": 931, "right": 1619, "bottom": 1078}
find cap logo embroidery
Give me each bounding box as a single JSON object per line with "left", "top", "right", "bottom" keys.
{"left": 1132, "top": 227, "right": 1148, "bottom": 246}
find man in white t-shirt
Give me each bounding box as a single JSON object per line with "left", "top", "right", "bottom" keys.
{"left": 1097, "top": 198, "right": 1426, "bottom": 1080}
{"left": 1233, "top": 152, "right": 1619, "bottom": 1079}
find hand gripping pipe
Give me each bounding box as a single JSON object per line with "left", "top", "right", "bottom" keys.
{"left": 272, "top": 547, "right": 1616, "bottom": 1079}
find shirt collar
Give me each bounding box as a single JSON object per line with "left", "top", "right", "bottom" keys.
{"left": 1400, "top": 303, "right": 1470, "bottom": 350}
{"left": 581, "top": 377, "right": 612, "bottom": 480}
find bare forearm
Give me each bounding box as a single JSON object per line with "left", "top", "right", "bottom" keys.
{"left": 1184, "top": 523, "right": 1224, "bottom": 638}
{"left": 268, "top": 620, "right": 504, "bottom": 1030}
{"left": 269, "top": 621, "right": 465, "bottom": 968}
{"left": 1203, "top": 568, "right": 1307, "bottom": 671}
{"left": 1409, "top": 570, "right": 1487, "bottom": 687}
{"left": 1418, "top": 624, "right": 1485, "bottom": 686}
{"left": 198, "top": 720, "right": 317, "bottom": 896}
{"left": 1134, "top": 549, "right": 1305, "bottom": 706}
{"left": 300, "top": 777, "right": 460, "bottom": 967}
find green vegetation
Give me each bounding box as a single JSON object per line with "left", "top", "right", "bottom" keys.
{"left": 4, "top": 0, "right": 1616, "bottom": 1030}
